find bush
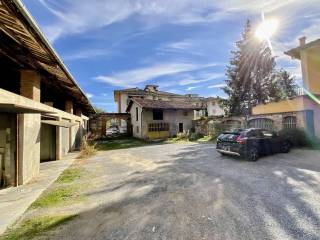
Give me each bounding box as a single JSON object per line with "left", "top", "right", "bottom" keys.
{"left": 176, "top": 132, "right": 189, "bottom": 141}
{"left": 278, "top": 128, "right": 320, "bottom": 148}
{"left": 189, "top": 132, "right": 204, "bottom": 141}
{"left": 78, "top": 137, "right": 97, "bottom": 158}
{"left": 208, "top": 121, "right": 224, "bottom": 140}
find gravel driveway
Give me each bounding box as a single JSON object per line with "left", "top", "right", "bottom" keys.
{"left": 51, "top": 143, "right": 320, "bottom": 240}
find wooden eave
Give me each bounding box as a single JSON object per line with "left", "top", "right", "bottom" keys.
{"left": 0, "top": 0, "right": 95, "bottom": 114}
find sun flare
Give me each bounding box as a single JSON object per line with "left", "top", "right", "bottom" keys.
{"left": 255, "top": 19, "right": 279, "bottom": 40}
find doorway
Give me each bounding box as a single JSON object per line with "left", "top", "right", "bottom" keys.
{"left": 40, "top": 123, "right": 56, "bottom": 162}
{"left": 179, "top": 123, "right": 183, "bottom": 133}
{"left": 0, "top": 113, "right": 17, "bottom": 188}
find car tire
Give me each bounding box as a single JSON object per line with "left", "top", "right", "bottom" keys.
{"left": 246, "top": 147, "right": 259, "bottom": 162}
{"left": 280, "top": 141, "right": 291, "bottom": 153}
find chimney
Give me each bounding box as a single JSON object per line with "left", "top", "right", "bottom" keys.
{"left": 144, "top": 85, "right": 159, "bottom": 93}
{"left": 299, "top": 36, "right": 306, "bottom": 47}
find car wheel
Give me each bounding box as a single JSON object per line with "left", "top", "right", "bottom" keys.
{"left": 246, "top": 147, "right": 259, "bottom": 161}
{"left": 280, "top": 141, "right": 291, "bottom": 153}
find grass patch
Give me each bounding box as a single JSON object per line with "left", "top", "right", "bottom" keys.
{"left": 95, "top": 137, "right": 150, "bottom": 151}
{"left": 1, "top": 214, "right": 77, "bottom": 240}
{"left": 30, "top": 185, "right": 81, "bottom": 209}
{"left": 167, "top": 134, "right": 216, "bottom": 144}
{"left": 57, "top": 167, "right": 83, "bottom": 184}
{"left": 197, "top": 135, "right": 216, "bottom": 143}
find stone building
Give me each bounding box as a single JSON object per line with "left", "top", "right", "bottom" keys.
{"left": 251, "top": 37, "right": 320, "bottom": 137}
{"left": 0, "top": 0, "right": 94, "bottom": 188}
{"left": 127, "top": 98, "right": 204, "bottom": 139}
{"left": 203, "top": 97, "right": 224, "bottom": 117}
{"left": 114, "top": 85, "right": 206, "bottom": 130}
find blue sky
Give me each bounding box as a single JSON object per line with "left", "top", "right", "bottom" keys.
{"left": 23, "top": 0, "right": 320, "bottom": 112}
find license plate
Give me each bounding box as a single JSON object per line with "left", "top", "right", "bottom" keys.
{"left": 223, "top": 146, "right": 230, "bottom": 151}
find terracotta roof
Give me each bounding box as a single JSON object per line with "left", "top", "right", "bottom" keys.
{"left": 128, "top": 98, "right": 205, "bottom": 111}
{"left": 114, "top": 87, "right": 183, "bottom": 97}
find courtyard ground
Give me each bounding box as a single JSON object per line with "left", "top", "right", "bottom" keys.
{"left": 2, "top": 142, "right": 320, "bottom": 240}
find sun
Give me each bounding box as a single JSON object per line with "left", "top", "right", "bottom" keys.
{"left": 255, "top": 19, "right": 279, "bottom": 40}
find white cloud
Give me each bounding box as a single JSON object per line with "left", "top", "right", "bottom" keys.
{"left": 86, "top": 93, "right": 94, "bottom": 98}
{"left": 62, "top": 49, "right": 113, "bottom": 61}
{"left": 179, "top": 73, "right": 224, "bottom": 86}
{"left": 36, "top": 0, "right": 319, "bottom": 42}
{"left": 186, "top": 86, "right": 200, "bottom": 91}
{"left": 208, "top": 83, "right": 226, "bottom": 88}
{"left": 158, "top": 39, "right": 206, "bottom": 56}
{"left": 95, "top": 62, "right": 219, "bottom": 87}
{"left": 161, "top": 40, "right": 195, "bottom": 53}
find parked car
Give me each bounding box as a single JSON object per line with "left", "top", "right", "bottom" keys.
{"left": 216, "top": 128, "right": 291, "bottom": 161}
{"left": 106, "top": 127, "right": 120, "bottom": 135}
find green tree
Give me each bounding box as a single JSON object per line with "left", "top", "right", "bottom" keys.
{"left": 221, "top": 20, "right": 254, "bottom": 116}
{"left": 277, "top": 69, "right": 298, "bottom": 98}
{"left": 222, "top": 19, "right": 288, "bottom": 116}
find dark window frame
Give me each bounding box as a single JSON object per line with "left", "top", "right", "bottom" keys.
{"left": 153, "top": 109, "right": 163, "bottom": 120}
{"left": 148, "top": 123, "right": 169, "bottom": 132}
{"left": 283, "top": 116, "right": 297, "bottom": 129}
{"left": 136, "top": 107, "right": 139, "bottom": 122}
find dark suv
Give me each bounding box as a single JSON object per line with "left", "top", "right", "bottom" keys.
{"left": 216, "top": 128, "right": 291, "bottom": 161}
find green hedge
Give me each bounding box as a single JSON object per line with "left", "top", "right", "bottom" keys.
{"left": 278, "top": 128, "right": 320, "bottom": 148}
{"left": 208, "top": 122, "right": 224, "bottom": 140}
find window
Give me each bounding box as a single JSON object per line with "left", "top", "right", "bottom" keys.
{"left": 153, "top": 109, "right": 163, "bottom": 120}
{"left": 136, "top": 126, "right": 139, "bottom": 133}
{"left": 248, "top": 118, "right": 274, "bottom": 130}
{"left": 183, "top": 110, "right": 188, "bottom": 116}
{"left": 148, "top": 123, "right": 169, "bottom": 132}
{"left": 136, "top": 107, "right": 139, "bottom": 121}
{"left": 283, "top": 116, "right": 297, "bottom": 129}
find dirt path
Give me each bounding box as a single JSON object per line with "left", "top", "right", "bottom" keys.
{"left": 5, "top": 143, "right": 320, "bottom": 240}
{"left": 52, "top": 144, "right": 320, "bottom": 239}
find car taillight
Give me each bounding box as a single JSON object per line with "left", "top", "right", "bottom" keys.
{"left": 236, "top": 136, "right": 247, "bottom": 144}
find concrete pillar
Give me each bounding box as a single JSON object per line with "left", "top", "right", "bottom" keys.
{"left": 55, "top": 117, "right": 62, "bottom": 160}
{"left": 20, "top": 70, "right": 41, "bottom": 102}
{"left": 70, "top": 119, "right": 75, "bottom": 151}
{"left": 18, "top": 70, "right": 41, "bottom": 185}
{"left": 65, "top": 100, "right": 73, "bottom": 114}
{"left": 75, "top": 108, "right": 82, "bottom": 117}
{"left": 17, "top": 113, "right": 41, "bottom": 185}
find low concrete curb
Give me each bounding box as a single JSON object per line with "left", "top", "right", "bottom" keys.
{"left": 0, "top": 152, "right": 79, "bottom": 235}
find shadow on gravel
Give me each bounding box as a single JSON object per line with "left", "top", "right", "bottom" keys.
{"left": 44, "top": 144, "right": 320, "bottom": 240}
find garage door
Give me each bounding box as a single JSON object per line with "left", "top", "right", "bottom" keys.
{"left": 40, "top": 123, "right": 56, "bottom": 162}
{"left": 74, "top": 121, "right": 81, "bottom": 150}
{"left": 0, "top": 113, "right": 16, "bottom": 188}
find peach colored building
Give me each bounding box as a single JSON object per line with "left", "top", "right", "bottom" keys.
{"left": 251, "top": 37, "right": 320, "bottom": 138}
